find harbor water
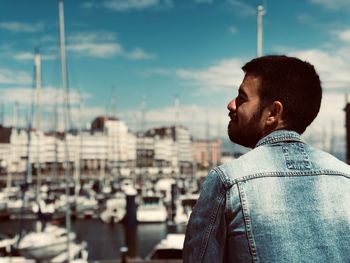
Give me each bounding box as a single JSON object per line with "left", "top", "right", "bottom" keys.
{"left": 0, "top": 218, "right": 176, "bottom": 261}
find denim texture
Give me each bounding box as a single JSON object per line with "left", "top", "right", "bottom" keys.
{"left": 183, "top": 130, "right": 350, "bottom": 263}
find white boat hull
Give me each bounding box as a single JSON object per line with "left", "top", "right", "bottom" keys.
{"left": 19, "top": 240, "right": 70, "bottom": 260}
{"left": 137, "top": 208, "right": 168, "bottom": 223}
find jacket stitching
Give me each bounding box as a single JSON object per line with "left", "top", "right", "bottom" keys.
{"left": 256, "top": 131, "right": 302, "bottom": 147}
{"left": 237, "top": 182, "right": 258, "bottom": 263}
{"left": 198, "top": 175, "right": 226, "bottom": 262}
{"left": 214, "top": 167, "right": 234, "bottom": 189}
{"left": 216, "top": 168, "right": 350, "bottom": 186}
{"left": 233, "top": 170, "right": 350, "bottom": 184}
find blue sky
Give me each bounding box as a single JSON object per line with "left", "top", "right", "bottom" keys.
{"left": 0, "top": 0, "right": 350, "bottom": 157}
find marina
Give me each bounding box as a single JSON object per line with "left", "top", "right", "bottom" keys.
{"left": 0, "top": 173, "right": 194, "bottom": 262}
{"left": 0, "top": 218, "right": 181, "bottom": 261}
{"left": 1, "top": 0, "right": 348, "bottom": 262}
{"left": 0, "top": 0, "right": 210, "bottom": 260}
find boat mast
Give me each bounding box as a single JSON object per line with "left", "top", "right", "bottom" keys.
{"left": 174, "top": 95, "right": 180, "bottom": 178}
{"left": 74, "top": 94, "right": 83, "bottom": 203}
{"left": 17, "top": 61, "right": 36, "bottom": 245}
{"left": 34, "top": 47, "right": 42, "bottom": 201}
{"left": 140, "top": 98, "right": 146, "bottom": 191}
{"left": 7, "top": 102, "right": 19, "bottom": 192}
{"left": 58, "top": 0, "right": 71, "bottom": 261}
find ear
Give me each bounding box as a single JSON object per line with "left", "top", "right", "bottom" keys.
{"left": 265, "top": 101, "right": 283, "bottom": 126}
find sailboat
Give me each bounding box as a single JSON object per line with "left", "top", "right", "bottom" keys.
{"left": 57, "top": 0, "right": 88, "bottom": 262}
{"left": 16, "top": 224, "right": 76, "bottom": 261}
{"left": 15, "top": 1, "right": 88, "bottom": 262}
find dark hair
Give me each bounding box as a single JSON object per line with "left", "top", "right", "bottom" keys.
{"left": 242, "top": 55, "right": 322, "bottom": 134}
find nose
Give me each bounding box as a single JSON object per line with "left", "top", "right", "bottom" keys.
{"left": 227, "top": 98, "right": 236, "bottom": 112}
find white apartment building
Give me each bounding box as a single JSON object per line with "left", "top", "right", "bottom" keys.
{"left": 154, "top": 136, "right": 176, "bottom": 167}
{"left": 0, "top": 116, "right": 137, "bottom": 176}
{"left": 0, "top": 120, "right": 195, "bottom": 178}
{"left": 142, "top": 125, "right": 193, "bottom": 174}
{"left": 104, "top": 118, "right": 136, "bottom": 165}
{"left": 136, "top": 136, "right": 155, "bottom": 168}
{"left": 174, "top": 126, "right": 192, "bottom": 164}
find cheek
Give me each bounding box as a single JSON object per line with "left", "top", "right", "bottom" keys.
{"left": 236, "top": 104, "right": 250, "bottom": 117}
{"left": 238, "top": 104, "right": 260, "bottom": 122}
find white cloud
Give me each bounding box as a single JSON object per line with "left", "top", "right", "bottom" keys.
{"left": 0, "top": 86, "right": 90, "bottom": 107}
{"left": 102, "top": 0, "right": 173, "bottom": 11}
{"left": 1, "top": 86, "right": 97, "bottom": 131}
{"left": 126, "top": 48, "right": 156, "bottom": 60}
{"left": 142, "top": 68, "right": 171, "bottom": 77}
{"left": 13, "top": 52, "right": 57, "bottom": 62}
{"left": 2, "top": 30, "right": 155, "bottom": 61}
{"left": 176, "top": 58, "right": 245, "bottom": 91}
{"left": 65, "top": 32, "right": 155, "bottom": 60}
{"left": 68, "top": 43, "right": 123, "bottom": 58}
{"left": 13, "top": 52, "right": 33, "bottom": 61}
{"left": 69, "top": 32, "right": 117, "bottom": 43}
{"left": 267, "top": 41, "right": 350, "bottom": 151}
{"left": 297, "top": 14, "right": 317, "bottom": 25}
{"left": 121, "top": 104, "right": 228, "bottom": 138}
{"left": 310, "top": 0, "right": 350, "bottom": 10}
{"left": 304, "top": 92, "right": 346, "bottom": 159}
{"left": 171, "top": 43, "right": 349, "bottom": 149}
{"left": 277, "top": 25, "right": 350, "bottom": 90}
{"left": 4, "top": 104, "right": 106, "bottom": 132}
{"left": 0, "top": 22, "right": 45, "bottom": 33}
{"left": 69, "top": 106, "right": 106, "bottom": 129}
{"left": 337, "top": 29, "right": 350, "bottom": 42}
{"left": 0, "top": 68, "right": 32, "bottom": 85}
{"left": 227, "top": 0, "right": 256, "bottom": 16}
{"left": 288, "top": 48, "right": 350, "bottom": 89}
{"left": 271, "top": 41, "right": 350, "bottom": 156}
{"left": 66, "top": 32, "right": 123, "bottom": 58}
{"left": 228, "top": 26, "right": 238, "bottom": 34}
{"left": 312, "top": 93, "right": 346, "bottom": 135}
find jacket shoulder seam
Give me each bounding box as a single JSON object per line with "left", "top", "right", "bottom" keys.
{"left": 234, "top": 170, "right": 350, "bottom": 183}
{"left": 214, "top": 167, "right": 235, "bottom": 189}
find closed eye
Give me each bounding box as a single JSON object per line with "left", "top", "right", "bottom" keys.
{"left": 236, "top": 94, "right": 246, "bottom": 103}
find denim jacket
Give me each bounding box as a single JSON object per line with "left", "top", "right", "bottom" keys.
{"left": 183, "top": 130, "right": 350, "bottom": 263}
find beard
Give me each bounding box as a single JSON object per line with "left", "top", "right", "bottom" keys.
{"left": 227, "top": 110, "right": 264, "bottom": 148}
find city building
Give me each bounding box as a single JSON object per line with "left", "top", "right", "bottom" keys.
{"left": 144, "top": 125, "right": 193, "bottom": 175}
{"left": 0, "top": 118, "right": 219, "bottom": 182}
{"left": 192, "top": 139, "right": 222, "bottom": 170}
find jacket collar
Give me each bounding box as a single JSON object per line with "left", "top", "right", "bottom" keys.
{"left": 255, "top": 130, "right": 303, "bottom": 148}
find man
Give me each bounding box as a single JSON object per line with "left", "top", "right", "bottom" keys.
{"left": 183, "top": 55, "right": 350, "bottom": 263}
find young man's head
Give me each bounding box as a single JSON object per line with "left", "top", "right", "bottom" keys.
{"left": 227, "top": 55, "right": 322, "bottom": 148}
